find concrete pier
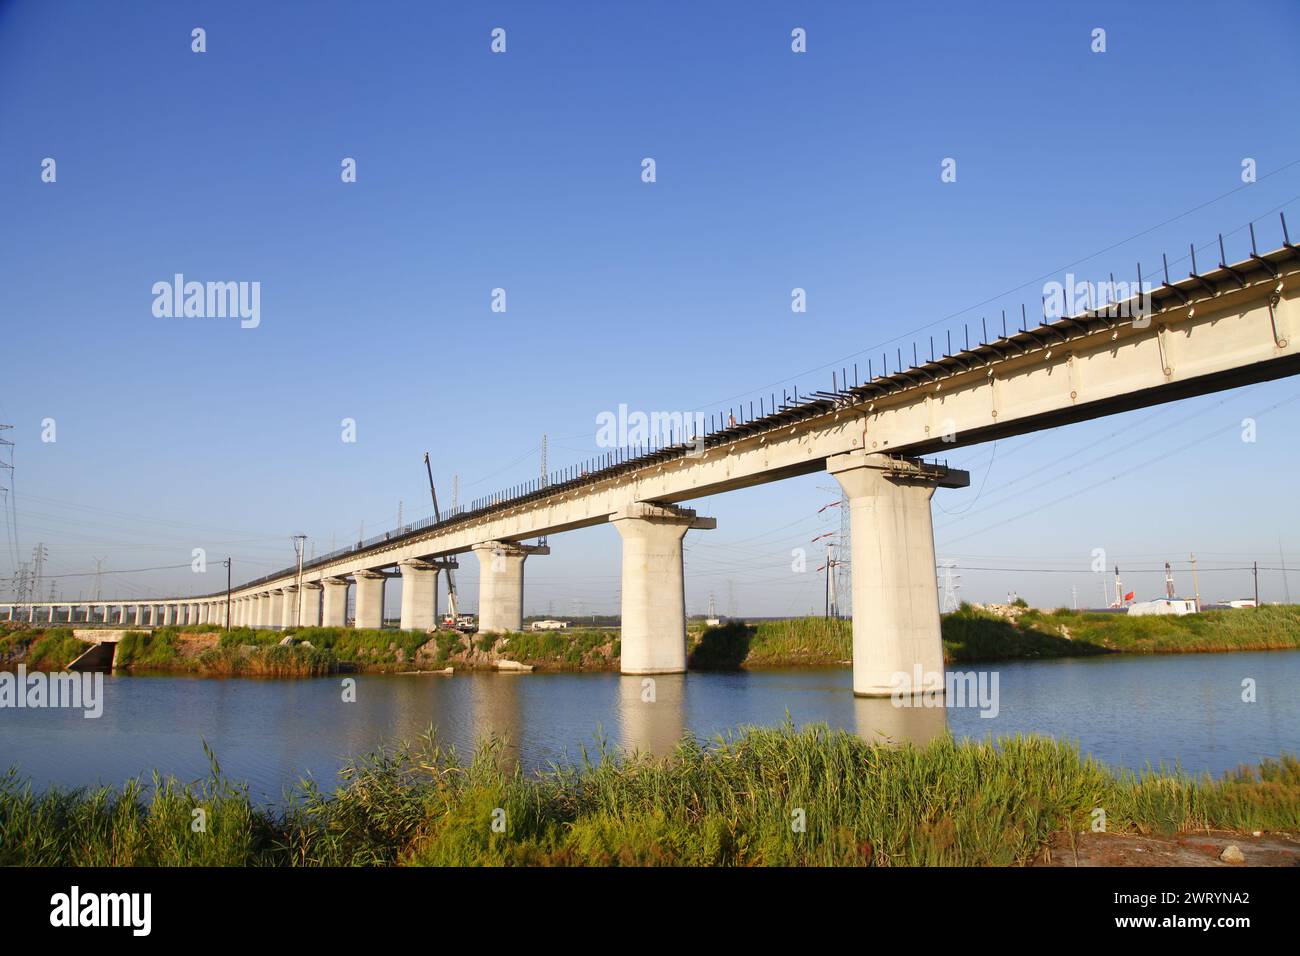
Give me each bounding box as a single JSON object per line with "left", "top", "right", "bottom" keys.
{"left": 353, "top": 571, "right": 386, "bottom": 629}
{"left": 299, "top": 581, "right": 322, "bottom": 627}
{"left": 828, "top": 452, "right": 968, "bottom": 697}
{"left": 398, "top": 559, "right": 439, "bottom": 631}
{"left": 266, "top": 590, "right": 284, "bottom": 630}
{"left": 472, "top": 541, "right": 548, "bottom": 634}
{"left": 322, "top": 577, "right": 349, "bottom": 626}
{"left": 280, "top": 585, "right": 299, "bottom": 629}
{"left": 611, "top": 503, "right": 715, "bottom": 675}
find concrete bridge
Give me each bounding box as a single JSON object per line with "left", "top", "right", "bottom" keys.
{"left": 6, "top": 236, "right": 1299, "bottom": 695}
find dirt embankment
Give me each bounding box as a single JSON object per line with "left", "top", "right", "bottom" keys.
{"left": 1035, "top": 829, "right": 1300, "bottom": 866}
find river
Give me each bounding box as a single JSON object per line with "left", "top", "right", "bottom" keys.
{"left": 1, "top": 649, "right": 1295, "bottom": 803}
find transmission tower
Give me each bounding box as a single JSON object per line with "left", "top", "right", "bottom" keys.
{"left": 939, "top": 559, "right": 961, "bottom": 613}
{"left": 92, "top": 556, "right": 106, "bottom": 602}
{"left": 12, "top": 562, "right": 31, "bottom": 603}
{"left": 31, "top": 542, "right": 48, "bottom": 601}
{"left": 538, "top": 434, "right": 548, "bottom": 547}
{"left": 0, "top": 423, "right": 15, "bottom": 572}
{"left": 836, "top": 488, "right": 851, "bottom": 615}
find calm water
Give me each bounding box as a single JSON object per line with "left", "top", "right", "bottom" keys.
{"left": 1, "top": 650, "right": 1296, "bottom": 803}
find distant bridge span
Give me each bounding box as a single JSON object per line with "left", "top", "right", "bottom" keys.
{"left": 8, "top": 238, "right": 1300, "bottom": 695}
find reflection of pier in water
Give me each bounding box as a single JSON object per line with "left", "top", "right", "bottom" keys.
{"left": 373, "top": 671, "right": 948, "bottom": 777}
{"left": 853, "top": 696, "right": 947, "bottom": 748}
{"left": 470, "top": 672, "right": 524, "bottom": 769}
{"left": 618, "top": 674, "right": 685, "bottom": 758}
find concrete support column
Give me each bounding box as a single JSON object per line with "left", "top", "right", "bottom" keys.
{"left": 399, "top": 559, "right": 440, "bottom": 631}
{"left": 162, "top": 604, "right": 175, "bottom": 626}
{"left": 321, "top": 577, "right": 349, "bottom": 627}
{"left": 267, "top": 590, "right": 285, "bottom": 630}
{"left": 253, "top": 594, "right": 269, "bottom": 629}
{"left": 280, "top": 585, "right": 299, "bottom": 629}
{"left": 611, "top": 503, "right": 716, "bottom": 674}
{"left": 299, "top": 581, "right": 322, "bottom": 627}
{"left": 828, "top": 452, "right": 969, "bottom": 698}
{"left": 472, "top": 541, "right": 549, "bottom": 634}
{"left": 353, "top": 571, "right": 387, "bottom": 630}
{"left": 131, "top": 605, "right": 142, "bottom": 626}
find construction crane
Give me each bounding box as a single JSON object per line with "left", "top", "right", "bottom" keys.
{"left": 423, "top": 451, "right": 459, "bottom": 624}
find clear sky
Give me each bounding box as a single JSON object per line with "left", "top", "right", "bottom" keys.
{"left": 2, "top": 0, "right": 1299, "bottom": 617}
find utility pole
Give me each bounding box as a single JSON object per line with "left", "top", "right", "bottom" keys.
{"left": 1190, "top": 553, "right": 1201, "bottom": 612}
{"left": 292, "top": 535, "right": 306, "bottom": 626}
{"left": 824, "top": 541, "right": 834, "bottom": 618}
{"left": 1253, "top": 561, "right": 1259, "bottom": 608}
{"left": 223, "top": 557, "right": 232, "bottom": 630}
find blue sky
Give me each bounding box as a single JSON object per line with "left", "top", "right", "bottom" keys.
{"left": 2, "top": 0, "right": 1299, "bottom": 616}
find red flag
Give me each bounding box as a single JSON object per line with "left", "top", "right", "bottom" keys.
{"left": 1124, "top": 591, "right": 1135, "bottom": 601}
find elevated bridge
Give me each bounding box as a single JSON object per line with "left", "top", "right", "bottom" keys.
{"left": 7, "top": 232, "right": 1299, "bottom": 695}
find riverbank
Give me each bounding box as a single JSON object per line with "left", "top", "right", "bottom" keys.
{"left": 3, "top": 603, "right": 1297, "bottom": 675}
{"left": 727, "top": 604, "right": 1300, "bottom": 668}
{"left": 0, "top": 724, "right": 1294, "bottom": 866}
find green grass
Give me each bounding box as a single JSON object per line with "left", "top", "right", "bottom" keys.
{"left": 115, "top": 630, "right": 184, "bottom": 669}
{"left": 3, "top": 628, "right": 93, "bottom": 670}
{"left": 729, "top": 606, "right": 1300, "bottom": 668}
{"left": 944, "top": 603, "right": 1300, "bottom": 662}
{"left": 740, "top": 618, "right": 851, "bottom": 666}
{"left": 5, "top": 603, "right": 1296, "bottom": 677}
{"left": 493, "top": 628, "right": 619, "bottom": 669}
{"left": 1020, "top": 604, "right": 1300, "bottom": 654}
{"left": 1, "top": 725, "right": 1295, "bottom": 866}
{"left": 275, "top": 627, "right": 429, "bottom": 668}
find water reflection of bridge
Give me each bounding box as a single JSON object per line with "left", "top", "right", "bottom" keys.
{"left": 340, "top": 672, "right": 950, "bottom": 775}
